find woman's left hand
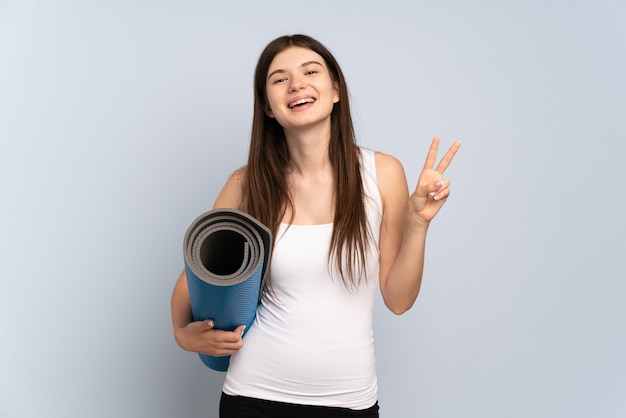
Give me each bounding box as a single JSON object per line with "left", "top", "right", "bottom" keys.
{"left": 409, "top": 136, "right": 461, "bottom": 224}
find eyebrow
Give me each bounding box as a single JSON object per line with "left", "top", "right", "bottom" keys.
{"left": 267, "top": 61, "right": 324, "bottom": 80}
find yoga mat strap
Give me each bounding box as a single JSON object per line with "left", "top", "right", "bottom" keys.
{"left": 183, "top": 208, "right": 272, "bottom": 371}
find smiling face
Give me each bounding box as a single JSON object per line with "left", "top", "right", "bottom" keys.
{"left": 265, "top": 46, "right": 340, "bottom": 133}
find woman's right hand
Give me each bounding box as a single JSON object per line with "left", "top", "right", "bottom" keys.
{"left": 174, "top": 320, "right": 246, "bottom": 357}
{"left": 171, "top": 269, "right": 245, "bottom": 357}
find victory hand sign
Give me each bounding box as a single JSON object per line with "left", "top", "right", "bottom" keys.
{"left": 410, "top": 136, "right": 461, "bottom": 224}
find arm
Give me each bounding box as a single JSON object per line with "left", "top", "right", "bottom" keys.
{"left": 170, "top": 168, "right": 247, "bottom": 355}
{"left": 378, "top": 137, "right": 461, "bottom": 314}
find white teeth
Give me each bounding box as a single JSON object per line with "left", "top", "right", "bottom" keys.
{"left": 288, "top": 98, "right": 315, "bottom": 108}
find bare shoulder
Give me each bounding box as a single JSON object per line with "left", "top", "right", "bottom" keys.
{"left": 229, "top": 166, "right": 247, "bottom": 184}
{"left": 212, "top": 166, "right": 247, "bottom": 209}
{"left": 374, "top": 151, "right": 405, "bottom": 176}
{"left": 374, "top": 151, "right": 408, "bottom": 201}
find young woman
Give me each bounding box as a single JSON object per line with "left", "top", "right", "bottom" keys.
{"left": 171, "top": 34, "right": 461, "bottom": 418}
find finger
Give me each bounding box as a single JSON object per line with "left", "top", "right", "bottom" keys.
{"left": 188, "top": 319, "right": 214, "bottom": 333}
{"left": 209, "top": 339, "right": 244, "bottom": 356}
{"left": 234, "top": 324, "right": 246, "bottom": 338}
{"left": 427, "top": 178, "right": 447, "bottom": 198}
{"left": 213, "top": 347, "right": 241, "bottom": 356}
{"left": 422, "top": 136, "right": 440, "bottom": 170}
{"left": 435, "top": 189, "right": 450, "bottom": 201}
{"left": 432, "top": 182, "right": 451, "bottom": 201}
{"left": 210, "top": 328, "right": 244, "bottom": 343}
{"left": 435, "top": 140, "right": 461, "bottom": 174}
{"left": 216, "top": 328, "right": 246, "bottom": 353}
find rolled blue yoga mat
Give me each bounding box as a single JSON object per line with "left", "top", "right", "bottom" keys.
{"left": 183, "top": 208, "right": 272, "bottom": 372}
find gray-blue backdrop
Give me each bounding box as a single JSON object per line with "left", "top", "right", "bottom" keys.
{"left": 1, "top": 1, "right": 625, "bottom": 417}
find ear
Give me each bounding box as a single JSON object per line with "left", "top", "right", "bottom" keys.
{"left": 264, "top": 104, "right": 274, "bottom": 118}
{"left": 333, "top": 81, "right": 340, "bottom": 104}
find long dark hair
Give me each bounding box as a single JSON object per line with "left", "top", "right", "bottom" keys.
{"left": 242, "top": 34, "right": 370, "bottom": 289}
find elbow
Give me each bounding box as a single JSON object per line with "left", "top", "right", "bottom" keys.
{"left": 172, "top": 327, "right": 188, "bottom": 351}
{"left": 381, "top": 286, "right": 420, "bottom": 315}
{"left": 384, "top": 299, "right": 415, "bottom": 315}
{"left": 389, "top": 305, "right": 412, "bottom": 316}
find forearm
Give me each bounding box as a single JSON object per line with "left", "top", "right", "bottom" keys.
{"left": 376, "top": 138, "right": 460, "bottom": 315}
{"left": 381, "top": 213, "right": 429, "bottom": 314}
{"left": 170, "top": 269, "right": 245, "bottom": 355}
{"left": 171, "top": 270, "right": 194, "bottom": 348}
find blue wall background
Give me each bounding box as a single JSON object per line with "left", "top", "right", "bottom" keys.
{"left": 1, "top": 1, "right": 625, "bottom": 417}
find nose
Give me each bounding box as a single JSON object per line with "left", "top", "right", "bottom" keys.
{"left": 288, "top": 74, "right": 306, "bottom": 92}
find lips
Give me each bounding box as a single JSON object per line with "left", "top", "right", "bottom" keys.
{"left": 288, "top": 96, "right": 316, "bottom": 108}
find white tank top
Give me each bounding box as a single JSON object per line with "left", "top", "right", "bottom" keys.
{"left": 222, "top": 148, "right": 383, "bottom": 409}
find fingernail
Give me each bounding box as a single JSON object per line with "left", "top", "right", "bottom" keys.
{"left": 207, "top": 320, "right": 214, "bottom": 327}
{"left": 435, "top": 180, "right": 443, "bottom": 187}
{"left": 241, "top": 325, "right": 246, "bottom": 335}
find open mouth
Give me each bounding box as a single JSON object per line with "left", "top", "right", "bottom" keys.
{"left": 288, "top": 97, "right": 316, "bottom": 108}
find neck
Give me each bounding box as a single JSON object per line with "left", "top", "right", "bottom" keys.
{"left": 284, "top": 122, "right": 332, "bottom": 175}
